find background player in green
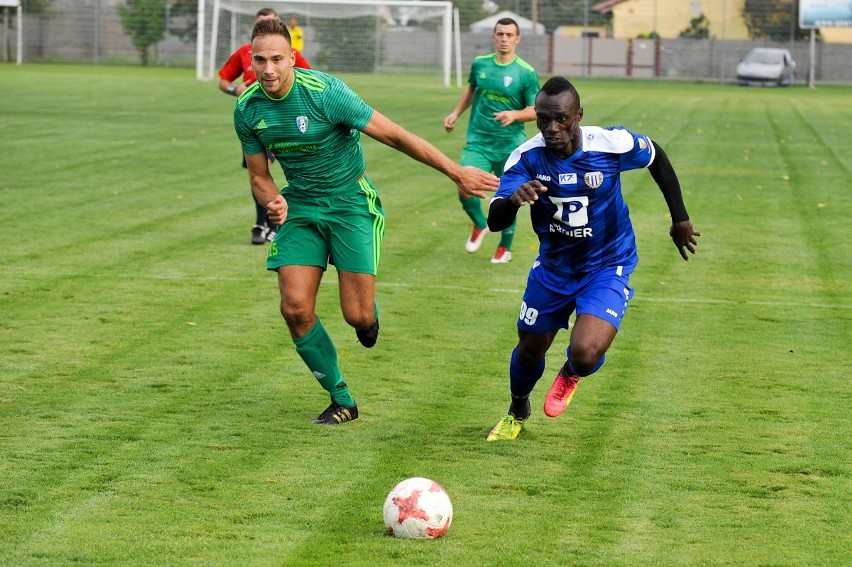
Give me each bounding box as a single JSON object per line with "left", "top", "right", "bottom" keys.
{"left": 443, "top": 17, "right": 540, "bottom": 263}
{"left": 235, "top": 18, "right": 499, "bottom": 425}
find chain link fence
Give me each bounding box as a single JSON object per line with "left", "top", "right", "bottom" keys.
{"left": 2, "top": 0, "right": 851, "bottom": 84}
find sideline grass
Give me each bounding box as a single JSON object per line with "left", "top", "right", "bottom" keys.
{"left": 1, "top": 65, "right": 850, "bottom": 565}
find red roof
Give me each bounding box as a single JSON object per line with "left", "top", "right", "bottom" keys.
{"left": 591, "top": 0, "right": 628, "bottom": 13}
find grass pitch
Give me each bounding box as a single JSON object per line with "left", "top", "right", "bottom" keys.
{"left": 1, "top": 65, "right": 850, "bottom": 565}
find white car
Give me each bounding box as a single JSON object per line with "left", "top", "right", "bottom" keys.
{"left": 736, "top": 48, "right": 797, "bottom": 87}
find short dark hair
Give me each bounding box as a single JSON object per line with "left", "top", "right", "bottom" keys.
{"left": 495, "top": 17, "right": 520, "bottom": 34}
{"left": 256, "top": 7, "right": 278, "bottom": 19}
{"left": 539, "top": 76, "right": 581, "bottom": 107}
{"left": 251, "top": 17, "right": 292, "bottom": 44}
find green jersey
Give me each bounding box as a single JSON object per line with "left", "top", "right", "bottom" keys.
{"left": 234, "top": 69, "right": 375, "bottom": 196}
{"left": 466, "top": 54, "right": 539, "bottom": 152}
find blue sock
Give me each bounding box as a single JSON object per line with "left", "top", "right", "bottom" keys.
{"left": 509, "top": 347, "right": 546, "bottom": 398}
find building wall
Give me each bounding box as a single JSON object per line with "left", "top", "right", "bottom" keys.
{"left": 554, "top": 25, "right": 609, "bottom": 38}
{"left": 610, "top": 0, "right": 749, "bottom": 40}
{"left": 821, "top": 28, "right": 852, "bottom": 42}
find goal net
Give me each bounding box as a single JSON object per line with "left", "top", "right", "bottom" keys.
{"left": 197, "top": 0, "right": 455, "bottom": 86}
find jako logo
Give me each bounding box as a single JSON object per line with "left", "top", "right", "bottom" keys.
{"left": 536, "top": 174, "right": 551, "bottom": 182}
{"left": 606, "top": 308, "right": 619, "bottom": 318}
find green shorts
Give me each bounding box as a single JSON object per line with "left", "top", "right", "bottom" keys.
{"left": 266, "top": 177, "right": 385, "bottom": 275}
{"left": 461, "top": 144, "right": 514, "bottom": 176}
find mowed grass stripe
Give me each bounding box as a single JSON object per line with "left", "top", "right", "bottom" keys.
{"left": 1, "top": 66, "right": 850, "bottom": 565}
{"left": 770, "top": 96, "right": 851, "bottom": 305}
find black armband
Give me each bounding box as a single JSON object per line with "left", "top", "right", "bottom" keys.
{"left": 488, "top": 197, "right": 520, "bottom": 232}
{"left": 226, "top": 85, "right": 238, "bottom": 96}
{"left": 648, "top": 141, "right": 689, "bottom": 223}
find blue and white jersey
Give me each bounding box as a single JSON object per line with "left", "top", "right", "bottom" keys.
{"left": 495, "top": 126, "right": 655, "bottom": 277}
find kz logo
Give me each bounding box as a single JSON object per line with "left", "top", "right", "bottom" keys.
{"left": 558, "top": 173, "right": 577, "bottom": 185}
{"left": 503, "top": 76, "right": 513, "bottom": 87}
{"left": 296, "top": 116, "right": 308, "bottom": 133}
{"left": 584, "top": 171, "right": 604, "bottom": 189}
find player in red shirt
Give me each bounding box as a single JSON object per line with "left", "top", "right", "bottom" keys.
{"left": 218, "top": 7, "right": 311, "bottom": 244}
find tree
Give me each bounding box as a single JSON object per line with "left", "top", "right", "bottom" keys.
{"left": 313, "top": 16, "right": 380, "bottom": 72}
{"left": 742, "top": 0, "right": 811, "bottom": 41}
{"left": 534, "top": 0, "right": 608, "bottom": 34}
{"left": 166, "top": 0, "right": 197, "bottom": 44}
{"left": 19, "top": 0, "right": 53, "bottom": 11}
{"left": 680, "top": 13, "right": 711, "bottom": 39}
{"left": 453, "top": 0, "right": 492, "bottom": 29}
{"left": 486, "top": 0, "right": 607, "bottom": 34}
{"left": 117, "top": 0, "right": 167, "bottom": 66}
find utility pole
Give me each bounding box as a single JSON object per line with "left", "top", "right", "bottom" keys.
{"left": 532, "top": 0, "right": 538, "bottom": 35}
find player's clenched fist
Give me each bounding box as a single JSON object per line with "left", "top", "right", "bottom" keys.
{"left": 266, "top": 194, "right": 288, "bottom": 226}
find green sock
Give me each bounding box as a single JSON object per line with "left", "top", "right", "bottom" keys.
{"left": 499, "top": 217, "right": 517, "bottom": 250}
{"left": 293, "top": 318, "right": 355, "bottom": 406}
{"left": 460, "top": 195, "right": 487, "bottom": 229}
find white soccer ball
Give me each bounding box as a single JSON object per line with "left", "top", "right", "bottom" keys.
{"left": 383, "top": 477, "right": 453, "bottom": 540}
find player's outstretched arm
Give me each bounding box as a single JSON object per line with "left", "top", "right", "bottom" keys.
{"left": 363, "top": 110, "right": 498, "bottom": 198}
{"left": 648, "top": 140, "right": 700, "bottom": 260}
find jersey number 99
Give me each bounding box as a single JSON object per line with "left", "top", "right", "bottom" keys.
{"left": 519, "top": 301, "right": 539, "bottom": 325}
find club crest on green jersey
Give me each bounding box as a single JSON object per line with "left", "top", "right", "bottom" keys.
{"left": 296, "top": 116, "right": 308, "bottom": 133}
{"left": 503, "top": 76, "right": 513, "bottom": 87}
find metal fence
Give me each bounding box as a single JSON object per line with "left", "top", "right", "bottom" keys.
{"left": 3, "top": 2, "right": 851, "bottom": 84}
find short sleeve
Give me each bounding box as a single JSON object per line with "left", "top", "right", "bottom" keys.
{"left": 323, "top": 77, "right": 374, "bottom": 131}
{"left": 234, "top": 106, "right": 265, "bottom": 156}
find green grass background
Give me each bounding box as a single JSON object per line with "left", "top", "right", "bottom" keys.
{"left": 1, "top": 65, "right": 850, "bottom": 565}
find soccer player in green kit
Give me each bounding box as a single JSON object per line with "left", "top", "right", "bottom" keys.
{"left": 234, "top": 18, "right": 499, "bottom": 424}
{"left": 444, "top": 17, "right": 540, "bottom": 263}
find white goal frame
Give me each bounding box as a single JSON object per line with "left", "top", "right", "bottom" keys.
{"left": 196, "top": 0, "right": 456, "bottom": 86}
{"left": 1, "top": 0, "right": 22, "bottom": 65}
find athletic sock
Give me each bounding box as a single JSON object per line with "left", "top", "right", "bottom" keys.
{"left": 498, "top": 217, "right": 517, "bottom": 250}
{"left": 509, "top": 394, "right": 531, "bottom": 420}
{"left": 565, "top": 346, "right": 605, "bottom": 378}
{"left": 509, "top": 346, "right": 546, "bottom": 399}
{"left": 293, "top": 318, "right": 355, "bottom": 406}
{"left": 460, "top": 195, "right": 487, "bottom": 229}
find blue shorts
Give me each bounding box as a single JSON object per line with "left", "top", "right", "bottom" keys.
{"left": 517, "top": 262, "right": 635, "bottom": 333}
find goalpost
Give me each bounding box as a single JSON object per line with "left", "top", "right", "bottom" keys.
{"left": 196, "top": 0, "right": 456, "bottom": 86}
{"left": 1, "top": 0, "right": 22, "bottom": 65}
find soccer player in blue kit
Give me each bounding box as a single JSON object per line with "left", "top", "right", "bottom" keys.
{"left": 486, "top": 77, "right": 700, "bottom": 440}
